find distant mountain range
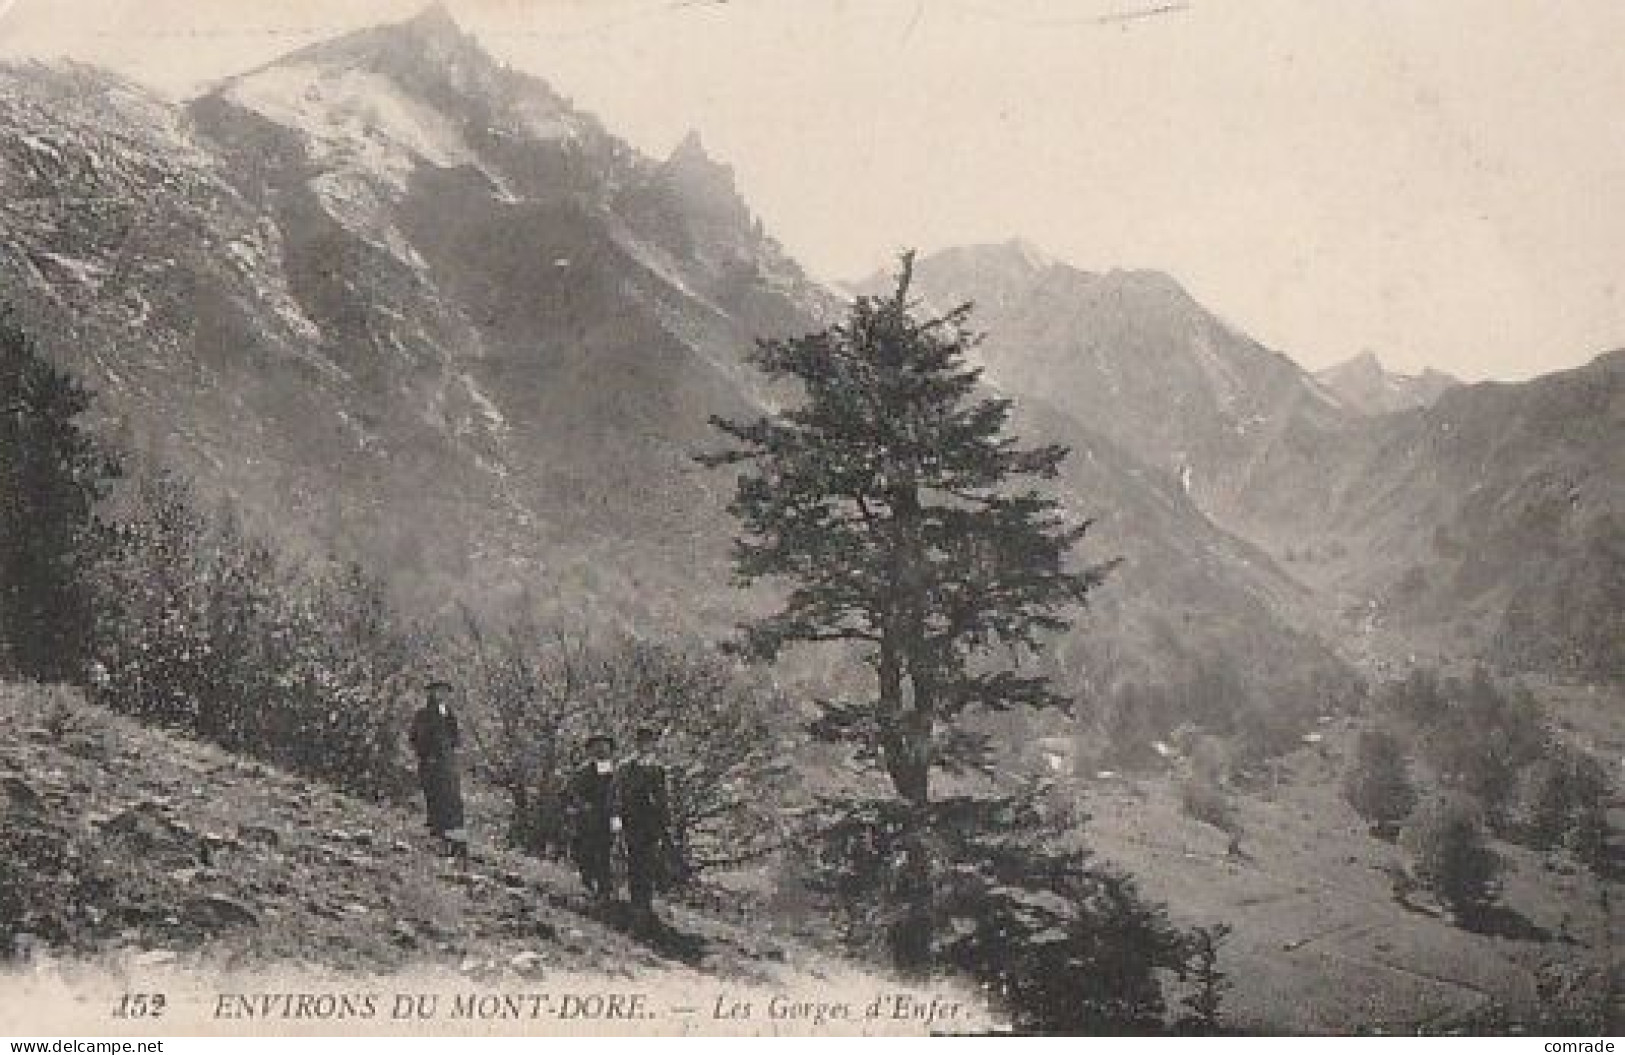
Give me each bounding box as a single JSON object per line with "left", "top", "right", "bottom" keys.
{"left": 2, "top": 5, "right": 1618, "bottom": 699}
{"left": 879, "top": 243, "right": 1623, "bottom": 684}
{"left": 1313, "top": 351, "right": 1458, "bottom": 415}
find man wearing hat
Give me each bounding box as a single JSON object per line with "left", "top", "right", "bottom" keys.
{"left": 566, "top": 732, "right": 620, "bottom": 904}
{"left": 408, "top": 679, "right": 468, "bottom": 861}
{"left": 617, "top": 724, "right": 676, "bottom": 929}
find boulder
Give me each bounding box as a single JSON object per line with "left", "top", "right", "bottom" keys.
{"left": 1, "top": 776, "right": 43, "bottom": 817}
{"left": 102, "top": 802, "right": 197, "bottom": 864}
{"left": 237, "top": 823, "right": 280, "bottom": 849}
{"left": 182, "top": 895, "right": 259, "bottom": 930}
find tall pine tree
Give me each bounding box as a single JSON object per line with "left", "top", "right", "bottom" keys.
{"left": 0, "top": 310, "right": 117, "bottom": 682}
{"left": 701, "top": 252, "right": 1113, "bottom": 970}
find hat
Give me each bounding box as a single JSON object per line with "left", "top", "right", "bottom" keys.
{"left": 585, "top": 733, "right": 616, "bottom": 750}
{"left": 425, "top": 678, "right": 454, "bottom": 693}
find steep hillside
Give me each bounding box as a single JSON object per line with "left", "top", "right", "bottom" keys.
{"left": 888, "top": 243, "right": 1624, "bottom": 684}
{"left": 997, "top": 391, "right": 1349, "bottom": 707}
{"left": 868, "top": 242, "right": 1352, "bottom": 516}
{"left": 0, "top": 683, "right": 1006, "bottom": 1037}
{"left": 0, "top": 13, "right": 1355, "bottom": 719}
{"left": 1235, "top": 350, "right": 1625, "bottom": 682}
{"left": 0, "top": 16, "right": 829, "bottom": 631}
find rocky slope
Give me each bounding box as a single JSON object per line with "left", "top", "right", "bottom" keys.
{"left": 0, "top": 12, "right": 1354, "bottom": 716}
{"left": 1237, "top": 351, "right": 1625, "bottom": 683}
{"left": 885, "top": 243, "right": 1624, "bottom": 684}
{"left": 0, "top": 683, "right": 892, "bottom": 1003}
{"left": 0, "top": 13, "right": 830, "bottom": 632}
{"left": 866, "top": 241, "right": 1352, "bottom": 517}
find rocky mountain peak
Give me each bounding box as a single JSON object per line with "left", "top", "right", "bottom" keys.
{"left": 663, "top": 129, "right": 737, "bottom": 187}
{"left": 668, "top": 129, "right": 713, "bottom": 165}
{"left": 403, "top": 2, "right": 464, "bottom": 40}
{"left": 236, "top": 1, "right": 498, "bottom": 99}
{"left": 656, "top": 128, "right": 750, "bottom": 228}
{"left": 1315, "top": 351, "right": 1459, "bottom": 415}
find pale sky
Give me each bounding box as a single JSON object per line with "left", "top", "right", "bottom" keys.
{"left": 3, "top": 0, "right": 1624, "bottom": 381}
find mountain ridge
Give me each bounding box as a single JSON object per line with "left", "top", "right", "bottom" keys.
{"left": 1314, "top": 350, "right": 1459, "bottom": 415}
{"left": 1, "top": 17, "right": 1356, "bottom": 718}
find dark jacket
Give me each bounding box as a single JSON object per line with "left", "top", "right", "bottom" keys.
{"left": 409, "top": 703, "right": 464, "bottom": 836}
{"left": 616, "top": 758, "right": 671, "bottom": 848}
{"left": 410, "top": 703, "right": 460, "bottom": 761}
{"left": 566, "top": 762, "right": 619, "bottom": 848}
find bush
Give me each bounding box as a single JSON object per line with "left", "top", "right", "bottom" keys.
{"left": 1511, "top": 748, "right": 1610, "bottom": 864}
{"left": 446, "top": 614, "right": 792, "bottom": 873}
{"left": 1342, "top": 726, "right": 1418, "bottom": 835}
{"left": 1401, "top": 795, "right": 1502, "bottom": 922}
{"left": 92, "top": 467, "right": 421, "bottom": 797}
{"left": 1377, "top": 667, "right": 1546, "bottom": 822}
{"left": 1178, "top": 735, "right": 1239, "bottom": 834}
{"left": 0, "top": 309, "right": 119, "bottom": 684}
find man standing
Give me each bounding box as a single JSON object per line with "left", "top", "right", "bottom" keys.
{"left": 566, "top": 733, "right": 620, "bottom": 905}
{"left": 618, "top": 724, "right": 676, "bottom": 930}
{"left": 408, "top": 679, "right": 468, "bottom": 861}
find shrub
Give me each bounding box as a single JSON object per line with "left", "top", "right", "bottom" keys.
{"left": 1180, "top": 777, "right": 1237, "bottom": 834}
{"left": 1401, "top": 794, "right": 1502, "bottom": 922}
{"left": 446, "top": 615, "right": 792, "bottom": 873}
{"left": 92, "top": 468, "right": 420, "bottom": 797}
{"left": 1342, "top": 726, "right": 1418, "bottom": 835}
{"left": 1377, "top": 667, "right": 1546, "bottom": 822}
{"left": 1511, "top": 748, "right": 1609, "bottom": 863}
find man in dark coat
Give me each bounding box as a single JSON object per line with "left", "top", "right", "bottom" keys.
{"left": 617, "top": 724, "right": 676, "bottom": 928}
{"left": 566, "top": 733, "right": 619, "bottom": 904}
{"left": 409, "top": 680, "right": 468, "bottom": 860}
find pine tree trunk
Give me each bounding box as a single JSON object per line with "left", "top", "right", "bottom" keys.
{"left": 878, "top": 469, "right": 937, "bottom": 974}
{"left": 878, "top": 648, "right": 935, "bottom": 974}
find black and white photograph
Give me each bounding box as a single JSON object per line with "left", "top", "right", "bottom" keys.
{"left": 0, "top": 0, "right": 1620, "bottom": 1038}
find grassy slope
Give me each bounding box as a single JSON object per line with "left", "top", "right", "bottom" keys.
{"left": 1079, "top": 708, "right": 1622, "bottom": 1033}
{"left": 3, "top": 681, "right": 1617, "bottom": 1034}
{"left": 0, "top": 684, "right": 839, "bottom": 985}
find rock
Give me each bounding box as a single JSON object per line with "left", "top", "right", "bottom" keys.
{"left": 509, "top": 951, "right": 545, "bottom": 974}
{"left": 304, "top": 898, "right": 342, "bottom": 920}
{"left": 62, "top": 734, "right": 109, "bottom": 761}
{"left": 1, "top": 776, "right": 43, "bottom": 816}
{"left": 183, "top": 895, "right": 259, "bottom": 930}
{"left": 202, "top": 831, "right": 242, "bottom": 853}
{"left": 344, "top": 903, "right": 371, "bottom": 916}
{"left": 391, "top": 921, "right": 419, "bottom": 947}
{"left": 238, "top": 824, "right": 280, "bottom": 849}
{"left": 292, "top": 844, "right": 336, "bottom": 866}
{"left": 132, "top": 949, "right": 178, "bottom": 966}
{"left": 499, "top": 870, "right": 527, "bottom": 889}
{"left": 103, "top": 802, "right": 196, "bottom": 863}
{"left": 327, "top": 828, "right": 376, "bottom": 847}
